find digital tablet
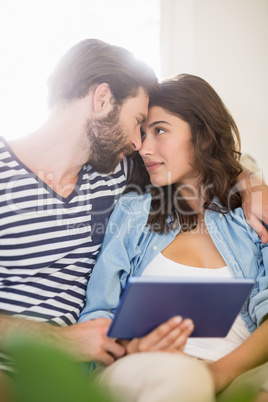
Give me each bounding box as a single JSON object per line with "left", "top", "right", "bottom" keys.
{"left": 108, "top": 276, "right": 255, "bottom": 339}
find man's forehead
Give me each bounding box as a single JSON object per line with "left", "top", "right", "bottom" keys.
{"left": 123, "top": 88, "right": 149, "bottom": 111}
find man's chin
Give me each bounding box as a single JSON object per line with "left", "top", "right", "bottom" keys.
{"left": 89, "top": 156, "right": 122, "bottom": 174}
{"left": 122, "top": 146, "right": 135, "bottom": 157}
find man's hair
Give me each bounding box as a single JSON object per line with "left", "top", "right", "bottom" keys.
{"left": 47, "top": 38, "right": 158, "bottom": 108}
{"left": 126, "top": 74, "right": 243, "bottom": 233}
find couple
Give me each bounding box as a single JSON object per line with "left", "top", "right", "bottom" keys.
{"left": 0, "top": 39, "right": 267, "bottom": 401}
{"left": 80, "top": 73, "right": 268, "bottom": 400}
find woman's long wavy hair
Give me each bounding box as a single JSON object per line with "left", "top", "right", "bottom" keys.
{"left": 125, "top": 74, "right": 243, "bottom": 234}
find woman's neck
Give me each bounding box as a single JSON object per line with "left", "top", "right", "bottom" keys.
{"left": 176, "top": 180, "right": 204, "bottom": 214}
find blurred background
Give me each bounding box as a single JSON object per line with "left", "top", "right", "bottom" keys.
{"left": 0, "top": 0, "right": 267, "bottom": 178}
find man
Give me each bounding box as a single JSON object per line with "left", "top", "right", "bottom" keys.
{"left": 0, "top": 38, "right": 193, "bottom": 368}
{"left": 0, "top": 39, "right": 268, "bottom": 401}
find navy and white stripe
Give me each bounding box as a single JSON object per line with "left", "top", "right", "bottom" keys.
{"left": 0, "top": 137, "right": 126, "bottom": 326}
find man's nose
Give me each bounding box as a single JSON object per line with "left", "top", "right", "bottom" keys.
{"left": 131, "top": 128, "right": 142, "bottom": 151}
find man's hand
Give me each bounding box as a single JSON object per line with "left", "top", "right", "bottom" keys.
{"left": 58, "top": 319, "right": 125, "bottom": 365}
{"left": 0, "top": 315, "right": 125, "bottom": 366}
{"left": 236, "top": 170, "right": 268, "bottom": 244}
{"left": 119, "top": 316, "right": 194, "bottom": 355}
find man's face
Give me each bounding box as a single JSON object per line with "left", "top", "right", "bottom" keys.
{"left": 86, "top": 88, "right": 149, "bottom": 174}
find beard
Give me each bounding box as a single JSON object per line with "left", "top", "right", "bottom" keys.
{"left": 85, "top": 106, "right": 133, "bottom": 174}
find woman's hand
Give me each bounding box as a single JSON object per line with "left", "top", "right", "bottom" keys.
{"left": 208, "top": 319, "right": 268, "bottom": 394}
{"left": 119, "top": 316, "right": 194, "bottom": 355}
{"left": 207, "top": 360, "right": 233, "bottom": 394}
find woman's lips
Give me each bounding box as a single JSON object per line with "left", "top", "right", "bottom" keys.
{"left": 145, "top": 162, "right": 163, "bottom": 172}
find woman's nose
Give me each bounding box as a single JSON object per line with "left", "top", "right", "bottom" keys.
{"left": 139, "top": 135, "right": 153, "bottom": 157}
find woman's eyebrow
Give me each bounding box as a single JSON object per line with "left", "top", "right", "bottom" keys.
{"left": 148, "top": 120, "right": 171, "bottom": 128}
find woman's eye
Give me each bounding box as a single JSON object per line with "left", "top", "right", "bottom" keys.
{"left": 155, "top": 128, "right": 165, "bottom": 135}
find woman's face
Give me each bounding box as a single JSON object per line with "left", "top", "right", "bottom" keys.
{"left": 139, "top": 106, "right": 199, "bottom": 188}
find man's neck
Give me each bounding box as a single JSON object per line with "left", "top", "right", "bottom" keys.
{"left": 9, "top": 132, "right": 84, "bottom": 197}
{"left": 8, "top": 97, "right": 94, "bottom": 196}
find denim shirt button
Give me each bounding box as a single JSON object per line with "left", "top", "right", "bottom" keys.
{"left": 218, "top": 213, "right": 223, "bottom": 218}
{"left": 152, "top": 246, "right": 158, "bottom": 251}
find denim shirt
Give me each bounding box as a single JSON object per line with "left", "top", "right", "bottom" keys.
{"left": 79, "top": 192, "right": 268, "bottom": 334}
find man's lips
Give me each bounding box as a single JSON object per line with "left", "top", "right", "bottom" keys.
{"left": 144, "top": 162, "right": 164, "bottom": 172}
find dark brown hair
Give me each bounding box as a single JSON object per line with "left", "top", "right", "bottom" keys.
{"left": 47, "top": 38, "right": 157, "bottom": 108}
{"left": 126, "top": 74, "right": 242, "bottom": 233}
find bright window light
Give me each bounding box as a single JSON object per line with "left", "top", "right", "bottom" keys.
{"left": 0, "top": 0, "right": 160, "bottom": 140}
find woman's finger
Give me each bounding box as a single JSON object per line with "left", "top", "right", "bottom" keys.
{"left": 149, "top": 319, "right": 194, "bottom": 351}
{"left": 136, "top": 316, "right": 183, "bottom": 352}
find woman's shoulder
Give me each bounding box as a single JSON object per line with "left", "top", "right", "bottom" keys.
{"left": 209, "top": 199, "right": 245, "bottom": 223}
{"left": 223, "top": 207, "right": 265, "bottom": 245}
{"left": 208, "top": 204, "right": 252, "bottom": 233}
{"left": 116, "top": 191, "right": 152, "bottom": 212}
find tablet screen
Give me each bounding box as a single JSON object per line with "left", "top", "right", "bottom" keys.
{"left": 108, "top": 276, "right": 255, "bottom": 339}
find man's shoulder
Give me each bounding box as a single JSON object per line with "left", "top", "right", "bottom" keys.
{"left": 84, "top": 158, "right": 126, "bottom": 180}
{"left": 0, "top": 137, "right": 9, "bottom": 154}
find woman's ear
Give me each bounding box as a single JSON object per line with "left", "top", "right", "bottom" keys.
{"left": 202, "top": 140, "right": 209, "bottom": 150}
{"left": 93, "top": 83, "right": 114, "bottom": 115}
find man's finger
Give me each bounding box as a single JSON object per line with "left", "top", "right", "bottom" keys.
{"left": 246, "top": 214, "right": 268, "bottom": 244}
{"left": 105, "top": 340, "right": 126, "bottom": 360}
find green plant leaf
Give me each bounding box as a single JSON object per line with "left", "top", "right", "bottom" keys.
{"left": 4, "top": 335, "right": 115, "bottom": 402}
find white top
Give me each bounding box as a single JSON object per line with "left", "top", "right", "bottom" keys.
{"left": 142, "top": 253, "right": 250, "bottom": 361}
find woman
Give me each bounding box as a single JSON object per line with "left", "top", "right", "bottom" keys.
{"left": 79, "top": 74, "right": 268, "bottom": 399}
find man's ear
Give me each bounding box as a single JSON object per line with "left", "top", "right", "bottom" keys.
{"left": 93, "top": 83, "right": 113, "bottom": 115}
